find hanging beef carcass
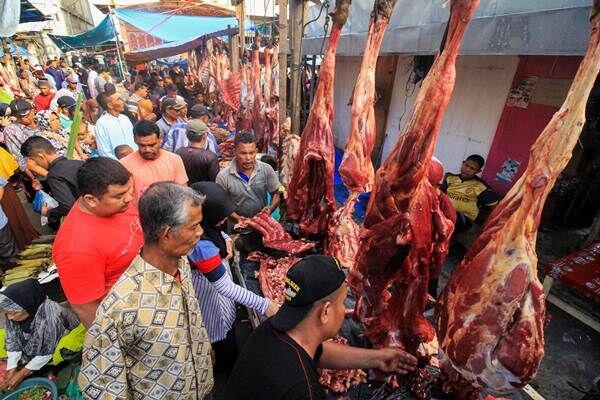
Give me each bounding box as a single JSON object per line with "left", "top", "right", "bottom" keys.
{"left": 325, "top": 0, "right": 399, "bottom": 270}
{"left": 337, "top": 0, "right": 400, "bottom": 194}
{"left": 436, "top": 3, "right": 600, "bottom": 397}
{"left": 286, "top": 0, "right": 351, "bottom": 236}
{"left": 251, "top": 43, "right": 268, "bottom": 150}
{"left": 349, "top": 0, "right": 476, "bottom": 393}
{"left": 262, "top": 46, "right": 279, "bottom": 151}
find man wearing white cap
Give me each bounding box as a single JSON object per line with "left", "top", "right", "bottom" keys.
{"left": 50, "top": 74, "right": 85, "bottom": 111}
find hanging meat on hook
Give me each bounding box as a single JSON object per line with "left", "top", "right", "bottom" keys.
{"left": 326, "top": 0, "right": 399, "bottom": 271}
{"left": 286, "top": 0, "right": 352, "bottom": 236}
{"left": 348, "top": 1, "right": 477, "bottom": 397}
{"left": 436, "top": 2, "right": 600, "bottom": 398}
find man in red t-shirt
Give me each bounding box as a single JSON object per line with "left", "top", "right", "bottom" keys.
{"left": 33, "top": 80, "right": 55, "bottom": 111}
{"left": 53, "top": 157, "right": 143, "bottom": 327}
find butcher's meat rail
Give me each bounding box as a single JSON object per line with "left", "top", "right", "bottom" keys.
{"left": 348, "top": 2, "right": 476, "bottom": 396}
{"left": 236, "top": 210, "right": 316, "bottom": 255}
{"left": 325, "top": 193, "right": 360, "bottom": 271}
{"left": 286, "top": 0, "right": 351, "bottom": 236}
{"left": 337, "top": 0, "right": 398, "bottom": 194}
{"left": 248, "top": 251, "right": 300, "bottom": 304}
{"left": 436, "top": 3, "right": 600, "bottom": 397}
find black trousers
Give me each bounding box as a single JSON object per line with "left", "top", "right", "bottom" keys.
{"left": 0, "top": 223, "right": 17, "bottom": 269}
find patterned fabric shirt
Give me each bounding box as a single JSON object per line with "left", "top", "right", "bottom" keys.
{"left": 3, "top": 122, "right": 41, "bottom": 169}
{"left": 79, "top": 255, "right": 214, "bottom": 400}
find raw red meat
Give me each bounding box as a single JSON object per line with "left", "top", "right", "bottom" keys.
{"left": 236, "top": 210, "right": 316, "bottom": 255}
{"left": 337, "top": 0, "right": 399, "bottom": 194}
{"left": 251, "top": 44, "right": 268, "bottom": 151}
{"left": 436, "top": 4, "right": 600, "bottom": 396}
{"left": 348, "top": 1, "right": 475, "bottom": 396}
{"left": 219, "top": 137, "right": 235, "bottom": 160}
{"left": 286, "top": 0, "right": 351, "bottom": 236}
{"left": 325, "top": 193, "right": 360, "bottom": 271}
{"left": 279, "top": 130, "right": 299, "bottom": 189}
{"left": 248, "top": 251, "right": 300, "bottom": 304}
{"left": 318, "top": 336, "right": 367, "bottom": 393}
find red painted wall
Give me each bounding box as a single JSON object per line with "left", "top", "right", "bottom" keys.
{"left": 481, "top": 56, "right": 582, "bottom": 195}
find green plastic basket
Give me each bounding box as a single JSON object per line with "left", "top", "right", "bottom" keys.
{"left": 0, "top": 377, "right": 58, "bottom": 400}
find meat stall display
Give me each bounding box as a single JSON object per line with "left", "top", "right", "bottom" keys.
{"left": 348, "top": 0, "right": 477, "bottom": 395}
{"left": 247, "top": 251, "right": 300, "bottom": 305}
{"left": 235, "top": 210, "right": 316, "bottom": 255}
{"left": 286, "top": 0, "right": 352, "bottom": 236}
{"left": 436, "top": 3, "right": 600, "bottom": 397}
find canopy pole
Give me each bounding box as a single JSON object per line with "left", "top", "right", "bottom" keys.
{"left": 289, "top": 0, "right": 304, "bottom": 135}
{"left": 278, "top": 0, "right": 289, "bottom": 166}
{"left": 108, "top": 1, "right": 127, "bottom": 81}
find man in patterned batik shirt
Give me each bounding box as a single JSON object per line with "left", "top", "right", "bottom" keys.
{"left": 79, "top": 182, "right": 213, "bottom": 399}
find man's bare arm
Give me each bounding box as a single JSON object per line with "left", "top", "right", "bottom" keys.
{"left": 71, "top": 300, "right": 102, "bottom": 328}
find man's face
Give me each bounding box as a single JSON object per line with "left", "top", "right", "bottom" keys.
{"left": 460, "top": 159, "right": 481, "bottom": 179}
{"left": 178, "top": 106, "right": 188, "bottom": 119}
{"left": 107, "top": 94, "right": 125, "bottom": 114}
{"left": 165, "top": 107, "right": 179, "bottom": 120}
{"left": 157, "top": 79, "right": 164, "bottom": 87}
{"left": 235, "top": 142, "right": 257, "bottom": 171}
{"left": 28, "top": 152, "right": 50, "bottom": 170}
{"left": 138, "top": 86, "right": 148, "bottom": 98}
{"left": 164, "top": 204, "right": 204, "bottom": 256}
{"left": 135, "top": 134, "right": 162, "bottom": 160}
{"left": 68, "top": 81, "right": 77, "bottom": 91}
{"left": 39, "top": 85, "right": 51, "bottom": 96}
{"left": 200, "top": 115, "right": 209, "bottom": 124}
{"left": 321, "top": 284, "right": 348, "bottom": 339}
{"left": 51, "top": 60, "right": 59, "bottom": 68}
{"left": 18, "top": 109, "right": 34, "bottom": 126}
{"left": 85, "top": 179, "right": 134, "bottom": 216}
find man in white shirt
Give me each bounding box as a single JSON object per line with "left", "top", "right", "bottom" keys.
{"left": 87, "top": 64, "right": 99, "bottom": 99}
{"left": 95, "top": 92, "right": 137, "bottom": 159}
{"left": 50, "top": 75, "right": 84, "bottom": 111}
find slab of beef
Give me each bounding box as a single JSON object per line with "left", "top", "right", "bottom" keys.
{"left": 263, "top": 47, "right": 279, "bottom": 151}
{"left": 436, "top": 3, "right": 600, "bottom": 397}
{"left": 218, "top": 137, "right": 235, "bottom": 161}
{"left": 247, "top": 251, "right": 300, "bottom": 304}
{"left": 251, "top": 44, "right": 268, "bottom": 151}
{"left": 286, "top": 0, "right": 351, "bottom": 236}
{"left": 236, "top": 210, "right": 316, "bottom": 255}
{"left": 279, "top": 130, "right": 300, "bottom": 189}
{"left": 337, "top": 0, "right": 398, "bottom": 194}
{"left": 318, "top": 336, "right": 367, "bottom": 393}
{"left": 325, "top": 193, "right": 360, "bottom": 271}
{"left": 349, "top": 1, "right": 476, "bottom": 395}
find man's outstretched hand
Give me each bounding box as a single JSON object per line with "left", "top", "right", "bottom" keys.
{"left": 373, "top": 348, "right": 418, "bottom": 374}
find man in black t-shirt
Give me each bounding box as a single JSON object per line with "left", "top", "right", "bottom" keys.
{"left": 224, "top": 255, "right": 417, "bottom": 400}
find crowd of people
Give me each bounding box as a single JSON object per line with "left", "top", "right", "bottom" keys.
{"left": 0, "top": 56, "right": 501, "bottom": 399}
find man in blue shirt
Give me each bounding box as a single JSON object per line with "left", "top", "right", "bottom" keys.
{"left": 0, "top": 177, "right": 17, "bottom": 267}
{"left": 95, "top": 92, "right": 137, "bottom": 159}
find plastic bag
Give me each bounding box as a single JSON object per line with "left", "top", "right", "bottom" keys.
{"left": 32, "top": 190, "right": 59, "bottom": 226}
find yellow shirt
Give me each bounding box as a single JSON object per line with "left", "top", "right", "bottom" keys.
{"left": 443, "top": 173, "right": 498, "bottom": 221}
{"left": 0, "top": 147, "right": 18, "bottom": 179}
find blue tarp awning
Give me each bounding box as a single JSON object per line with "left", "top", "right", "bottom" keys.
{"left": 47, "top": 15, "right": 117, "bottom": 52}
{"left": 0, "top": 43, "right": 31, "bottom": 57}
{"left": 20, "top": 0, "right": 47, "bottom": 23}
{"left": 0, "top": 0, "right": 47, "bottom": 37}
{"left": 114, "top": 9, "right": 237, "bottom": 42}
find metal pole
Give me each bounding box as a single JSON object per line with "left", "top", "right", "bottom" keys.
{"left": 107, "top": 4, "right": 127, "bottom": 81}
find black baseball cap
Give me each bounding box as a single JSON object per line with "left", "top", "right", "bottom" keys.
{"left": 57, "top": 96, "right": 77, "bottom": 109}
{"left": 9, "top": 99, "right": 32, "bottom": 116}
{"left": 189, "top": 103, "right": 213, "bottom": 118}
{"left": 271, "top": 255, "right": 346, "bottom": 331}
